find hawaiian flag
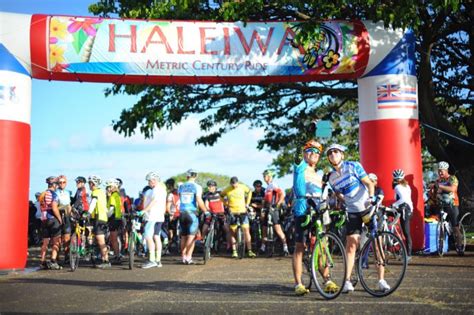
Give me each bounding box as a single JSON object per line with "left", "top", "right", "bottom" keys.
{"left": 376, "top": 84, "right": 417, "bottom": 109}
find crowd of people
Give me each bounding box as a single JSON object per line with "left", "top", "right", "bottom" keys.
{"left": 29, "top": 140, "right": 462, "bottom": 296}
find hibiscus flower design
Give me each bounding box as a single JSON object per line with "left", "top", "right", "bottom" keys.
{"left": 322, "top": 50, "right": 340, "bottom": 69}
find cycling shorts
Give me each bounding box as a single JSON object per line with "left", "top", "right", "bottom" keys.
{"left": 443, "top": 204, "right": 459, "bottom": 227}
{"left": 144, "top": 221, "right": 163, "bottom": 238}
{"left": 41, "top": 218, "right": 62, "bottom": 238}
{"left": 179, "top": 211, "right": 199, "bottom": 236}
{"left": 108, "top": 219, "right": 123, "bottom": 232}
{"left": 346, "top": 212, "right": 365, "bottom": 236}
{"left": 204, "top": 213, "right": 227, "bottom": 225}
{"left": 93, "top": 220, "right": 108, "bottom": 236}
{"left": 261, "top": 208, "right": 281, "bottom": 226}
{"left": 61, "top": 213, "right": 72, "bottom": 235}
{"left": 228, "top": 213, "right": 249, "bottom": 230}
{"left": 294, "top": 215, "right": 309, "bottom": 244}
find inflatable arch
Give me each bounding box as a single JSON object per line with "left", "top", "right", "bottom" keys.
{"left": 0, "top": 12, "right": 423, "bottom": 269}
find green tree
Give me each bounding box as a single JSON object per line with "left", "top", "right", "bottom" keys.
{"left": 89, "top": 1, "right": 473, "bottom": 196}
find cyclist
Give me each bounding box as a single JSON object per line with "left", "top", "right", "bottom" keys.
{"left": 39, "top": 176, "right": 63, "bottom": 270}
{"left": 292, "top": 140, "right": 338, "bottom": 295}
{"left": 250, "top": 180, "right": 265, "bottom": 214}
{"left": 56, "top": 175, "right": 72, "bottom": 265}
{"left": 72, "top": 176, "right": 90, "bottom": 214}
{"left": 436, "top": 161, "right": 463, "bottom": 253}
{"left": 106, "top": 178, "right": 123, "bottom": 265}
{"left": 221, "top": 176, "right": 256, "bottom": 258}
{"left": 391, "top": 169, "right": 413, "bottom": 260}
{"left": 202, "top": 180, "right": 231, "bottom": 252}
{"left": 325, "top": 144, "right": 390, "bottom": 293}
{"left": 368, "top": 173, "right": 384, "bottom": 203}
{"left": 88, "top": 175, "right": 110, "bottom": 269}
{"left": 260, "top": 169, "right": 289, "bottom": 256}
{"left": 165, "top": 178, "right": 180, "bottom": 253}
{"left": 178, "top": 169, "right": 207, "bottom": 264}
{"left": 139, "top": 172, "right": 167, "bottom": 268}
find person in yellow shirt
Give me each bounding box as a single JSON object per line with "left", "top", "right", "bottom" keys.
{"left": 221, "top": 177, "right": 256, "bottom": 258}
{"left": 88, "top": 175, "right": 110, "bottom": 269}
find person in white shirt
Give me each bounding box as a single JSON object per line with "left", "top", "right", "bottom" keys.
{"left": 392, "top": 169, "right": 413, "bottom": 259}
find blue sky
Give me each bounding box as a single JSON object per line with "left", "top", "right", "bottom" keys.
{"left": 0, "top": 0, "right": 293, "bottom": 199}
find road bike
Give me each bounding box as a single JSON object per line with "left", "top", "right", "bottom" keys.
{"left": 69, "top": 210, "right": 99, "bottom": 271}
{"left": 231, "top": 213, "right": 247, "bottom": 259}
{"left": 301, "top": 198, "right": 347, "bottom": 300}
{"left": 248, "top": 207, "right": 262, "bottom": 253}
{"left": 356, "top": 204, "right": 407, "bottom": 297}
{"left": 437, "top": 207, "right": 470, "bottom": 257}
{"left": 124, "top": 211, "right": 142, "bottom": 270}
{"left": 203, "top": 213, "right": 218, "bottom": 264}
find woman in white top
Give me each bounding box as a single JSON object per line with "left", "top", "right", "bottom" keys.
{"left": 392, "top": 169, "right": 413, "bottom": 258}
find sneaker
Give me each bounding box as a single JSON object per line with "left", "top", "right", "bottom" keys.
{"left": 97, "top": 261, "right": 111, "bottom": 269}
{"left": 378, "top": 279, "right": 391, "bottom": 292}
{"left": 39, "top": 261, "right": 49, "bottom": 270}
{"left": 111, "top": 256, "right": 122, "bottom": 265}
{"left": 186, "top": 259, "right": 194, "bottom": 265}
{"left": 406, "top": 256, "right": 412, "bottom": 263}
{"left": 342, "top": 280, "right": 354, "bottom": 293}
{"left": 156, "top": 261, "right": 163, "bottom": 268}
{"left": 295, "top": 284, "right": 310, "bottom": 296}
{"left": 142, "top": 261, "right": 158, "bottom": 269}
{"left": 283, "top": 248, "right": 290, "bottom": 257}
{"left": 247, "top": 250, "right": 256, "bottom": 258}
{"left": 232, "top": 250, "right": 238, "bottom": 258}
{"left": 259, "top": 245, "right": 266, "bottom": 254}
{"left": 324, "top": 280, "right": 340, "bottom": 294}
{"left": 49, "top": 261, "right": 63, "bottom": 270}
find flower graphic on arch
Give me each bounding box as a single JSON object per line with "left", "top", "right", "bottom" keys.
{"left": 50, "top": 45, "right": 66, "bottom": 67}
{"left": 322, "top": 50, "right": 340, "bottom": 69}
{"left": 50, "top": 18, "right": 69, "bottom": 40}
{"left": 67, "top": 18, "right": 102, "bottom": 36}
{"left": 334, "top": 56, "right": 356, "bottom": 74}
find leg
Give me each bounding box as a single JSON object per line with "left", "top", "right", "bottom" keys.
{"left": 292, "top": 242, "right": 305, "bottom": 285}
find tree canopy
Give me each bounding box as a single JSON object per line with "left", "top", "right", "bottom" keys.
{"left": 89, "top": 0, "right": 473, "bottom": 196}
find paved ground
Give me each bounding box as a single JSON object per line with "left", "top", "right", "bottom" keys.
{"left": 0, "top": 247, "right": 473, "bottom": 314}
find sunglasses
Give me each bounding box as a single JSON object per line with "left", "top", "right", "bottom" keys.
{"left": 59, "top": 181, "right": 66, "bottom": 184}
{"left": 304, "top": 148, "right": 320, "bottom": 155}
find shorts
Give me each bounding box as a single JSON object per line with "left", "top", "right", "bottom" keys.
{"left": 93, "top": 220, "right": 108, "bottom": 236}
{"left": 41, "top": 218, "right": 62, "bottom": 239}
{"left": 108, "top": 219, "right": 123, "bottom": 232}
{"left": 443, "top": 204, "right": 459, "bottom": 227}
{"left": 179, "top": 211, "right": 199, "bottom": 236}
{"left": 204, "top": 213, "right": 227, "bottom": 225}
{"left": 61, "top": 213, "right": 71, "bottom": 235}
{"left": 228, "top": 213, "right": 249, "bottom": 230}
{"left": 261, "top": 208, "right": 281, "bottom": 226}
{"left": 294, "top": 215, "right": 309, "bottom": 244}
{"left": 144, "top": 221, "right": 163, "bottom": 238}
{"left": 346, "top": 212, "right": 365, "bottom": 236}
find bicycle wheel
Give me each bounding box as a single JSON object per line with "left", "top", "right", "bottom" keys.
{"left": 267, "top": 225, "right": 275, "bottom": 257}
{"left": 457, "top": 223, "right": 466, "bottom": 256}
{"left": 302, "top": 248, "right": 313, "bottom": 291}
{"left": 311, "top": 232, "right": 347, "bottom": 299}
{"left": 128, "top": 232, "right": 136, "bottom": 270}
{"left": 358, "top": 231, "right": 407, "bottom": 297}
{"left": 69, "top": 232, "right": 80, "bottom": 271}
{"left": 437, "top": 221, "right": 445, "bottom": 257}
{"left": 203, "top": 224, "right": 214, "bottom": 264}
{"left": 237, "top": 227, "right": 246, "bottom": 259}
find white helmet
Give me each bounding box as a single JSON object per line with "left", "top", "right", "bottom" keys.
{"left": 325, "top": 143, "right": 346, "bottom": 155}
{"left": 88, "top": 175, "right": 102, "bottom": 186}
{"left": 186, "top": 169, "right": 198, "bottom": 177}
{"left": 438, "top": 161, "right": 449, "bottom": 170}
{"left": 146, "top": 171, "right": 160, "bottom": 181}
{"left": 105, "top": 178, "right": 119, "bottom": 188}
{"left": 368, "top": 173, "right": 378, "bottom": 181}
{"left": 392, "top": 169, "right": 405, "bottom": 180}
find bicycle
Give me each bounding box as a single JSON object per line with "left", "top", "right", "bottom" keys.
{"left": 248, "top": 206, "right": 262, "bottom": 253}
{"left": 124, "top": 211, "right": 142, "bottom": 270}
{"left": 231, "top": 213, "right": 247, "bottom": 259}
{"left": 263, "top": 206, "right": 277, "bottom": 257}
{"left": 203, "top": 213, "right": 218, "bottom": 264}
{"left": 356, "top": 204, "right": 408, "bottom": 297}
{"left": 437, "top": 208, "right": 470, "bottom": 257}
{"left": 69, "top": 210, "right": 99, "bottom": 271}
{"left": 301, "top": 198, "right": 347, "bottom": 300}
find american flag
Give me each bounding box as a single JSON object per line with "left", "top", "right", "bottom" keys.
{"left": 376, "top": 84, "right": 417, "bottom": 109}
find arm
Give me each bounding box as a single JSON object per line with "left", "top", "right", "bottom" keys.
{"left": 360, "top": 176, "right": 375, "bottom": 198}
{"left": 245, "top": 189, "right": 253, "bottom": 207}
{"left": 52, "top": 201, "right": 62, "bottom": 224}
{"left": 438, "top": 181, "right": 458, "bottom": 194}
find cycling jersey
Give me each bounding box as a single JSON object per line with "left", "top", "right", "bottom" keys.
{"left": 250, "top": 188, "right": 265, "bottom": 206}
{"left": 107, "top": 191, "right": 122, "bottom": 220}
{"left": 203, "top": 191, "right": 225, "bottom": 214}
{"left": 178, "top": 181, "right": 203, "bottom": 213}
{"left": 264, "top": 182, "right": 284, "bottom": 206}
{"left": 56, "top": 188, "right": 72, "bottom": 211}
{"left": 73, "top": 187, "right": 89, "bottom": 212}
{"left": 143, "top": 182, "right": 167, "bottom": 222}
{"left": 393, "top": 184, "right": 413, "bottom": 211}
{"left": 328, "top": 161, "right": 369, "bottom": 213}
{"left": 437, "top": 175, "right": 459, "bottom": 206}
{"left": 221, "top": 183, "right": 252, "bottom": 214}
{"left": 292, "top": 160, "right": 324, "bottom": 217}
{"left": 90, "top": 187, "right": 108, "bottom": 223}
{"left": 40, "top": 189, "right": 59, "bottom": 221}
{"left": 167, "top": 190, "right": 180, "bottom": 216}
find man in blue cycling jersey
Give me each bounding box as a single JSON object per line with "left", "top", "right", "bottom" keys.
{"left": 325, "top": 144, "right": 390, "bottom": 293}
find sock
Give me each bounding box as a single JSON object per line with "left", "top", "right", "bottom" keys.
{"left": 156, "top": 249, "right": 161, "bottom": 262}
{"left": 149, "top": 251, "right": 156, "bottom": 263}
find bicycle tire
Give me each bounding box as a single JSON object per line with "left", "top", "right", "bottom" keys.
{"left": 128, "top": 232, "right": 136, "bottom": 270}
{"left": 457, "top": 223, "right": 466, "bottom": 256}
{"left": 267, "top": 225, "right": 275, "bottom": 257}
{"left": 237, "top": 227, "right": 245, "bottom": 259}
{"left": 204, "top": 223, "right": 214, "bottom": 264}
{"left": 302, "top": 248, "right": 313, "bottom": 291}
{"left": 358, "top": 231, "right": 407, "bottom": 297}
{"left": 310, "top": 232, "right": 347, "bottom": 300}
{"left": 437, "top": 221, "right": 445, "bottom": 257}
{"left": 69, "top": 232, "right": 80, "bottom": 271}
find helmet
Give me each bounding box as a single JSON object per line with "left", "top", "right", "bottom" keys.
{"left": 230, "top": 176, "right": 239, "bottom": 184}
{"left": 262, "top": 169, "right": 275, "bottom": 177}
{"left": 105, "top": 178, "right": 119, "bottom": 188}
{"left": 207, "top": 180, "right": 217, "bottom": 187}
{"left": 325, "top": 143, "right": 346, "bottom": 155}
{"left": 75, "top": 176, "right": 86, "bottom": 183}
{"left": 58, "top": 175, "right": 67, "bottom": 181}
{"left": 145, "top": 171, "right": 160, "bottom": 181}
{"left": 368, "top": 173, "right": 378, "bottom": 181}
{"left": 165, "top": 178, "right": 175, "bottom": 187}
{"left": 88, "top": 175, "right": 102, "bottom": 186}
{"left": 45, "top": 176, "right": 58, "bottom": 185}
{"left": 303, "top": 140, "right": 323, "bottom": 153}
{"left": 392, "top": 169, "right": 405, "bottom": 180}
{"left": 186, "top": 169, "right": 198, "bottom": 177}
{"left": 438, "top": 161, "right": 449, "bottom": 170}
{"left": 116, "top": 178, "right": 123, "bottom": 187}
{"left": 35, "top": 192, "right": 41, "bottom": 198}
{"left": 253, "top": 180, "right": 263, "bottom": 187}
